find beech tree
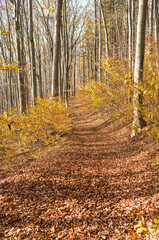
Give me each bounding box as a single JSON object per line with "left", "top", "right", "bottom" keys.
{"left": 15, "top": 0, "right": 26, "bottom": 112}
{"left": 94, "top": 0, "right": 98, "bottom": 81}
{"left": 29, "top": 0, "right": 37, "bottom": 103}
{"left": 154, "top": 0, "right": 158, "bottom": 43}
{"left": 132, "top": 0, "right": 148, "bottom": 136}
{"left": 51, "top": 0, "right": 63, "bottom": 98}
{"left": 99, "top": 0, "right": 109, "bottom": 58}
{"left": 0, "top": 0, "right": 158, "bottom": 129}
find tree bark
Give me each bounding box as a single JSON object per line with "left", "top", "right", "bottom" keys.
{"left": 148, "top": 0, "right": 154, "bottom": 39}
{"left": 15, "top": 0, "right": 26, "bottom": 112}
{"left": 94, "top": 0, "right": 98, "bottom": 81}
{"left": 51, "top": 0, "right": 63, "bottom": 98}
{"left": 127, "top": 0, "right": 133, "bottom": 102}
{"left": 132, "top": 0, "right": 148, "bottom": 137}
{"left": 128, "top": 0, "right": 132, "bottom": 73}
{"left": 154, "top": 0, "right": 158, "bottom": 43}
{"left": 29, "top": 0, "right": 37, "bottom": 103}
{"left": 98, "top": 1, "right": 102, "bottom": 83}
{"left": 100, "top": 0, "right": 109, "bottom": 58}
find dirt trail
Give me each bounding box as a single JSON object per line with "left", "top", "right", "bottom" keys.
{"left": 0, "top": 98, "right": 159, "bottom": 239}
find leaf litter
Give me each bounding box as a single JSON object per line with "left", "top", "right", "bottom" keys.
{"left": 0, "top": 97, "right": 159, "bottom": 239}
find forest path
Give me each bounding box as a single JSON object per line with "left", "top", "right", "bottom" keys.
{"left": 0, "top": 97, "right": 159, "bottom": 239}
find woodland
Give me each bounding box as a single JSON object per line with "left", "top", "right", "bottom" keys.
{"left": 0, "top": 0, "right": 159, "bottom": 239}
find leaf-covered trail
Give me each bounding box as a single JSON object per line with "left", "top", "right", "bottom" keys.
{"left": 0, "top": 98, "right": 159, "bottom": 239}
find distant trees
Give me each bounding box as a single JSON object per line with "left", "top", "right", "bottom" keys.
{"left": 0, "top": 0, "right": 159, "bottom": 137}
{"left": 0, "top": 0, "right": 88, "bottom": 111}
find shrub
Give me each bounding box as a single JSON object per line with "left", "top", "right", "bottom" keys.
{"left": 78, "top": 57, "right": 133, "bottom": 122}
{"left": 131, "top": 216, "right": 159, "bottom": 239}
{"left": 0, "top": 97, "right": 71, "bottom": 163}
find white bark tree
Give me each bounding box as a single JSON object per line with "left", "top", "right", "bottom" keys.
{"left": 153, "top": 0, "right": 158, "bottom": 43}
{"left": 132, "top": 0, "right": 148, "bottom": 136}
{"left": 29, "top": 0, "right": 37, "bottom": 103}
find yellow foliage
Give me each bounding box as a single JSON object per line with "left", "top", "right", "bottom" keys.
{"left": 0, "top": 59, "right": 19, "bottom": 73}
{"left": 0, "top": 98, "right": 71, "bottom": 161}
{"left": 78, "top": 57, "right": 133, "bottom": 121}
{"left": 1, "top": 30, "right": 9, "bottom": 36}
{"left": 78, "top": 43, "right": 159, "bottom": 139}
{"left": 134, "top": 216, "right": 159, "bottom": 237}
{"left": 141, "top": 43, "right": 159, "bottom": 137}
{"left": 43, "top": 0, "right": 55, "bottom": 13}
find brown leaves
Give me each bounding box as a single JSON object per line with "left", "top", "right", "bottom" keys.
{"left": 0, "top": 98, "right": 159, "bottom": 239}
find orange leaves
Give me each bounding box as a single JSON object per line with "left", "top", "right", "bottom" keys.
{"left": 1, "top": 30, "right": 9, "bottom": 36}
{"left": 1, "top": 98, "right": 159, "bottom": 239}
{"left": 0, "top": 196, "right": 8, "bottom": 203}
{"left": 0, "top": 59, "right": 19, "bottom": 74}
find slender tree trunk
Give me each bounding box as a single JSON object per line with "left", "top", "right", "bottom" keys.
{"left": 29, "top": 0, "right": 37, "bottom": 103}
{"left": 5, "top": 1, "right": 13, "bottom": 111}
{"left": 51, "top": 0, "right": 63, "bottom": 98}
{"left": 91, "top": 50, "right": 93, "bottom": 79}
{"left": 132, "top": 0, "right": 135, "bottom": 69}
{"left": 114, "top": 1, "right": 123, "bottom": 58}
{"left": 38, "top": 41, "right": 43, "bottom": 98}
{"left": 23, "top": 1, "right": 32, "bottom": 103}
{"left": 87, "top": 47, "right": 90, "bottom": 79}
{"left": 100, "top": 0, "right": 109, "bottom": 58}
{"left": 83, "top": 53, "right": 86, "bottom": 86}
{"left": 148, "top": 0, "right": 154, "bottom": 39}
{"left": 127, "top": 0, "right": 133, "bottom": 102}
{"left": 132, "top": 0, "right": 148, "bottom": 136}
{"left": 73, "top": 45, "right": 76, "bottom": 96}
{"left": 94, "top": 0, "right": 98, "bottom": 81}
{"left": 15, "top": 0, "right": 26, "bottom": 112}
{"left": 128, "top": 0, "right": 132, "bottom": 73}
{"left": 154, "top": 0, "right": 158, "bottom": 43}
{"left": 98, "top": 2, "right": 102, "bottom": 83}
{"left": 43, "top": 43, "right": 48, "bottom": 96}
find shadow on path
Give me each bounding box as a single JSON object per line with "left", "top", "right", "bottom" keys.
{"left": 0, "top": 97, "right": 159, "bottom": 239}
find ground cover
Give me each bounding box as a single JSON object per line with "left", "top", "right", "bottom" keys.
{"left": 0, "top": 97, "right": 159, "bottom": 239}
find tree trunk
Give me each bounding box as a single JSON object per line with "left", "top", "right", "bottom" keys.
{"left": 127, "top": 0, "right": 133, "bottom": 102}
{"left": 132, "top": 0, "right": 148, "bottom": 137}
{"left": 100, "top": 0, "right": 109, "bottom": 58}
{"left": 15, "top": 0, "right": 26, "bottom": 112}
{"left": 5, "top": 0, "right": 13, "bottom": 112}
{"left": 29, "top": 0, "right": 37, "bottom": 103}
{"left": 154, "top": 0, "right": 158, "bottom": 43}
{"left": 98, "top": 2, "right": 102, "bottom": 83}
{"left": 51, "top": 0, "right": 63, "bottom": 98}
{"left": 94, "top": 0, "right": 98, "bottom": 81}
{"left": 148, "top": 0, "right": 154, "bottom": 39}
{"left": 128, "top": 0, "right": 132, "bottom": 73}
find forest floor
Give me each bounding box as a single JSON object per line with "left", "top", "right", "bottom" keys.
{"left": 0, "top": 97, "right": 159, "bottom": 240}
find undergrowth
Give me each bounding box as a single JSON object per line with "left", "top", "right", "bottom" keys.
{"left": 0, "top": 97, "right": 71, "bottom": 167}
{"left": 78, "top": 43, "right": 159, "bottom": 139}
